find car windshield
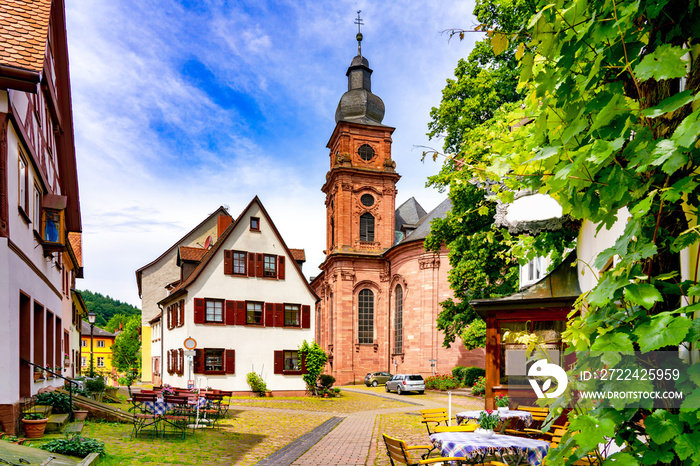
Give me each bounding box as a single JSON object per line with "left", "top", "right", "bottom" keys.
{"left": 407, "top": 375, "right": 423, "bottom": 381}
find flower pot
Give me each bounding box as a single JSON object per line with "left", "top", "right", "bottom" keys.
{"left": 22, "top": 418, "right": 48, "bottom": 438}
{"left": 497, "top": 406, "right": 509, "bottom": 412}
{"left": 73, "top": 410, "right": 88, "bottom": 421}
{"left": 265, "top": 391, "right": 273, "bottom": 397}
{"left": 475, "top": 428, "right": 495, "bottom": 438}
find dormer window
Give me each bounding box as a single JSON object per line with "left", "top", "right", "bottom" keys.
{"left": 250, "top": 217, "right": 260, "bottom": 231}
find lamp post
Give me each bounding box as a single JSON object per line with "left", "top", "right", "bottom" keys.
{"left": 87, "top": 311, "right": 96, "bottom": 377}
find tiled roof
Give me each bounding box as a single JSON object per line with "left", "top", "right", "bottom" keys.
{"left": 0, "top": 0, "right": 51, "bottom": 73}
{"left": 289, "top": 248, "right": 306, "bottom": 262}
{"left": 179, "top": 246, "right": 208, "bottom": 262}
{"left": 80, "top": 320, "right": 116, "bottom": 338}
{"left": 400, "top": 198, "right": 452, "bottom": 244}
{"left": 68, "top": 232, "right": 82, "bottom": 266}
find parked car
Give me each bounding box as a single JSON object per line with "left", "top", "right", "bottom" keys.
{"left": 385, "top": 374, "right": 425, "bottom": 395}
{"left": 365, "top": 372, "right": 393, "bottom": 387}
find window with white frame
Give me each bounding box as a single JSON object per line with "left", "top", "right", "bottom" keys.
{"left": 97, "top": 340, "right": 105, "bottom": 348}
{"left": 97, "top": 357, "right": 105, "bottom": 367}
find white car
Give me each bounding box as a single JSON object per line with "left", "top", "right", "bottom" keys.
{"left": 385, "top": 374, "right": 425, "bottom": 395}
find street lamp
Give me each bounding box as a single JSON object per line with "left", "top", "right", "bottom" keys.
{"left": 87, "top": 311, "right": 96, "bottom": 377}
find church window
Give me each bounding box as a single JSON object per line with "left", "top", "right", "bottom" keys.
{"left": 360, "top": 194, "right": 374, "bottom": 207}
{"left": 360, "top": 213, "right": 375, "bottom": 242}
{"left": 394, "top": 285, "right": 403, "bottom": 354}
{"left": 358, "top": 289, "right": 374, "bottom": 344}
{"left": 358, "top": 144, "right": 375, "bottom": 161}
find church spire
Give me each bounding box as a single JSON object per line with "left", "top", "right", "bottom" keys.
{"left": 334, "top": 12, "right": 386, "bottom": 126}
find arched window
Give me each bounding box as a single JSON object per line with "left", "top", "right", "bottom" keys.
{"left": 360, "top": 212, "right": 375, "bottom": 242}
{"left": 394, "top": 285, "right": 403, "bottom": 354}
{"left": 358, "top": 289, "right": 374, "bottom": 344}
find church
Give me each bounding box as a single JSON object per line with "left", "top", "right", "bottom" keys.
{"left": 310, "top": 31, "right": 483, "bottom": 385}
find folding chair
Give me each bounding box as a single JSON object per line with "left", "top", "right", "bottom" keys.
{"left": 202, "top": 393, "right": 224, "bottom": 430}
{"left": 217, "top": 390, "right": 233, "bottom": 417}
{"left": 382, "top": 433, "right": 507, "bottom": 466}
{"left": 503, "top": 405, "right": 548, "bottom": 437}
{"left": 130, "top": 393, "right": 160, "bottom": 439}
{"left": 419, "top": 408, "right": 449, "bottom": 435}
{"left": 162, "top": 395, "right": 190, "bottom": 439}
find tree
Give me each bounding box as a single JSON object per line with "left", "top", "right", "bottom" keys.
{"left": 425, "top": 0, "right": 569, "bottom": 347}
{"left": 110, "top": 315, "right": 141, "bottom": 395}
{"left": 298, "top": 340, "right": 327, "bottom": 396}
{"left": 459, "top": 0, "right": 700, "bottom": 463}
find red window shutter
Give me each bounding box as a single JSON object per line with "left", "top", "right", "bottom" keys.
{"left": 224, "top": 250, "right": 233, "bottom": 275}
{"left": 235, "top": 301, "right": 246, "bottom": 326}
{"left": 278, "top": 256, "right": 285, "bottom": 280}
{"left": 264, "top": 303, "right": 274, "bottom": 327}
{"left": 178, "top": 348, "right": 184, "bottom": 375}
{"left": 167, "top": 307, "right": 172, "bottom": 329}
{"left": 301, "top": 353, "right": 308, "bottom": 374}
{"left": 167, "top": 350, "right": 172, "bottom": 374}
{"left": 301, "top": 305, "right": 311, "bottom": 329}
{"left": 194, "top": 348, "right": 204, "bottom": 374}
{"left": 179, "top": 301, "right": 184, "bottom": 327}
{"left": 247, "top": 253, "right": 255, "bottom": 277}
{"left": 194, "top": 298, "right": 205, "bottom": 324}
{"left": 256, "top": 253, "right": 263, "bottom": 277}
{"left": 274, "top": 350, "right": 284, "bottom": 374}
{"left": 225, "top": 300, "right": 236, "bottom": 325}
{"left": 274, "top": 303, "right": 284, "bottom": 327}
{"left": 225, "top": 349, "right": 235, "bottom": 374}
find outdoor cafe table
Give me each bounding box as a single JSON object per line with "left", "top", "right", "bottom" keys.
{"left": 430, "top": 431, "right": 550, "bottom": 466}
{"left": 456, "top": 410, "right": 533, "bottom": 428}
{"left": 143, "top": 396, "right": 207, "bottom": 415}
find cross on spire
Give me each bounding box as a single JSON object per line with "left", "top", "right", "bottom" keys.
{"left": 355, "top": 10, "right": 364, "bottom": 56}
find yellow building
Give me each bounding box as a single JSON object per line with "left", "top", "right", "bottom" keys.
{"left": 80, "top": 321, "right": 116, "bottom": 377}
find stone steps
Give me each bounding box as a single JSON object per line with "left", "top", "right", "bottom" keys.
{"left": 46, "top": 413, "right": 70, "bottom": 433}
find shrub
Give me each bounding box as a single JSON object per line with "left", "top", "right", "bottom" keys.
{"left": 84, "top": 377, "right": 106, "bottom": 395}
{"left": 246, "top": 372, "right": 267, "bottom": 396}
{"left": 472, "top": 376, "right": 486, "bottom": 397}
{"left": 319, "top": 374, "right": 336, "bottom": 390}
{"left": 463, "top": 367, "right": 485, "bottom": 387}
{"left": 425, "top": 374, "right": 461, "bottom": 391}
{"left": 452, "top": 366, "right": 467, "bottom": 383}
{"left": 35, "top": 392, "right": 72, "bottom": 414}
{"left": 23, "top": 413, "right": 46, "bottom": 420}
{"left": 39, "top": 435, "right": 106, "bottom": 457}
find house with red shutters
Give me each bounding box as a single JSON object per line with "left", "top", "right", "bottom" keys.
{"left": 154, "top": 197, "right": 318, "bottom": 395}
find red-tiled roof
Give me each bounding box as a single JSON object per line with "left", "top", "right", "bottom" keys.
{"left": 179, "top": 246, "right": 208, "bottom": 262}
{"left": 289, "top": 248, "right": 306, "bottom": 262}
{"left": 68, "top": 232, "right": 82, "bottom": 266}
{"left": 0, "top": 0, "right": 51, "bottom": 72}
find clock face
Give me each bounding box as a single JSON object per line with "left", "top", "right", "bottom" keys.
{"left": 361, "top": 194, "right": 374, "bottom": 207}
{"left": 358, "top": 144, "right": 375, "bottom": 161}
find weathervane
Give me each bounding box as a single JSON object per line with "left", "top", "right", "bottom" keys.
{"left": 355, "top": 10, "right": 364, "bottom": 56}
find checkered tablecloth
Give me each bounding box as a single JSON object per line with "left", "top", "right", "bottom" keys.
{"left": 430, "top": 432, "right": 550, "bottom": 466}
{"left": 144, "top": 397, "right": 207, "bottom": 414}
{"left": 456, "top": 410, "right": 533, "bottom": 427}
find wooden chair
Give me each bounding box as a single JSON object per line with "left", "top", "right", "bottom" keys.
{"left": 433, "top": 423, "right": 478, "bottom": 433}
{"left": 217, "top": 390, "right": 233, "bottom": 417}
{"left": 383, "top": 434, "right": 508, "bottom": 466}
{"left": 130, "top": 393, "right": 160, "bottom": 439}
{"left": 202, "top": 393, "right": 224, "bottom": 430}
{"left": 419, "top": 408, "right": 449, "bottom": 435}
{"left": 162, "top": 395, "right": 190, "bottom": 439}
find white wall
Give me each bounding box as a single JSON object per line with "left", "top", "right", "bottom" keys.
{"left": 577, "top": 208, "right": 629, "bottom": 293}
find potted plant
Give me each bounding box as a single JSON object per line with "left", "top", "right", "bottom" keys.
{"left": 21, "top": 413, "right": 49, "bottom": 438}
{"left": 33, "top": 367, "right": 44, "bottom": 382}
{"left": 73, "top": 409, "right": 89, "bottom": 421}
{"left": 495, "top": 395, "right": 510, "bottom": 412}
{"left": 246, "top": 372, "right": 267, "bottom": 397}
{"left": 476, "top": 410, "right": 500, "bottom": 437}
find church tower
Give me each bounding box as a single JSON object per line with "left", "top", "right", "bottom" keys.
{"left": 322, "top": 20, "right": 400, "bottom": 256}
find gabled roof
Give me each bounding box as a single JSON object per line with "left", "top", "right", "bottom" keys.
{"left": 178, "top": 246, "right": 208, "bottom": 263}
{"left": 159, "top": 196, "right": 319, "bottom": 306}
{"left": 399, "top": 197, "right": 451, "bottom": 244}
{"left": 395, "top": 197, "right": 427, "bottom": 232}
{"left": 289, "top": 248, "right": 306, "bottom": 262}
{"left": 80, "top": 321, "right": 116, "bottom": 338}
{"left": 135, "top": 206, "right": 231, "bottom": 297}
{"left": 0, "top": 0, "right": 51, "bottom": 73}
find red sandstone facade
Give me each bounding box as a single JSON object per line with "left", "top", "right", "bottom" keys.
{"left": 311, "top": 45, "right": 483, "bottom": 385}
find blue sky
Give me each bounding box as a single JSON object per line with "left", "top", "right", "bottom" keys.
{"left": 64, "top": 0, "right": 481, "bottom": 306}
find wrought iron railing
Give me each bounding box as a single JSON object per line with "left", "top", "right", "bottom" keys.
{"left": 20, "top": 358, "right": 79, "bottom": 420}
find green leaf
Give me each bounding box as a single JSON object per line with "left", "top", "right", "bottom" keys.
{"left": 642, "top": 90, "right": 694, "bottom": 118}
{"left": 645, "top": 409, "right": 684, "bottom": 444}
{"left": 671, "top": 107, "right": 700, "bottom": 149}
{"left": 625, "top": 283, "right": 662, "bottom": 310}
{"left": 671, "top": 229, "right": 700, "bottom": 253}
{"left": 491, "top": 32, "right": 509, "bottom": 56}
{"left": 634, "top": 44, "right": 688, "bottom": 81}
{"left": 680, "top": 389, "right": 700, "bottom": 410}
{"left": 674, "top": 431, "right": 700, "bottom": 462}
{"left": 634, "top": 314, "right": 692, "bottom": 352}
{"left": 642, "top": 445, "right": 677, "bottom": 465}
{"left": 590, "top": 332, "right": 634, "bottom": 352}
{"left": 603, "top": 452, "right": 639, "bottom": 465}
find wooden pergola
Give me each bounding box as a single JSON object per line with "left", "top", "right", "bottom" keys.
{"left": 472, "top": 253, "right": 580, "bottom": 409}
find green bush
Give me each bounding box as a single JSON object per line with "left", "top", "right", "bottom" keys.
{"left": 463, "top": 367, "right": 485, "bottom": 387}
{"left": 471, "top": 376, "right": 486, "bottom": 397}
{"left": 23, "top": 413, "right": 46, "bottom": 420}
{"left": 246, "top": 372, "right": 267, "bottom": 396}
{"left": 319, "top": 374, "right": 336, "bottom": 390}
{"left": 35, "top": 392, "right": 72, "bottom": 414}
{"left": 452, "top": 366, "right": 467, "bottom": 383}
{"left": 84, "top": 377, "right": 106, "bottom": 395}
{"left": 39, "top": 435, "right": 105, "bottom": 457}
